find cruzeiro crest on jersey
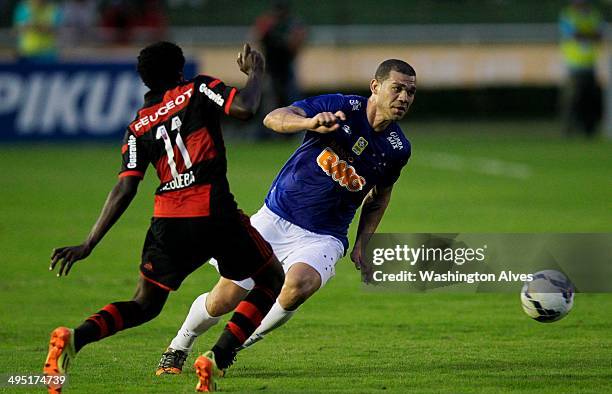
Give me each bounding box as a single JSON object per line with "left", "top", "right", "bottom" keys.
{"left": 351, "top": 136, "right": 368, "bottom": 156}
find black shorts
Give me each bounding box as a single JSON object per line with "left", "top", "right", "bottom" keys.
{"left": 140, "top": 211, "right": 274, "bottom": 291}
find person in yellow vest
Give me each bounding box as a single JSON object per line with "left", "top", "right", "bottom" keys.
{"left": 559, "top": 0, "right": 604, "bottom": 137}
{"left": 13, "top": 0, "right": 63, "bottom": 63}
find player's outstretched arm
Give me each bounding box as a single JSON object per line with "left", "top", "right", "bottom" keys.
{"left": 263, "top": 106, "right": 346, "bottom": 134}
{"left": 228, "top": 43, "right": 265, "bottom": 120}
{"left": 50, "top": 176, "right": 141, "bottom": 277}
{"left": 351, "top": 185, "right": 394, "bottom": 284}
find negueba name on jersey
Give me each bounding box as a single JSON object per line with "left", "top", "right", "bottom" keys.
{"left": 159, "top": 171, "right": 196, "bottom": 192}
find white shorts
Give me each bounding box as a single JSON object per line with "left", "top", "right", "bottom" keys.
{"left": 209, "top": 205, "right": 344, "bottom": 291}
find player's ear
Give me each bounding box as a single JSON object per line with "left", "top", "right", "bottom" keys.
{"left": 370, "top": 79, "right": 379, "bottom": 95}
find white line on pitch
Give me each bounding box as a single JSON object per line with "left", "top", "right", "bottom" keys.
{"left": 417, "top": 151, "right": 533, "bottom": 179}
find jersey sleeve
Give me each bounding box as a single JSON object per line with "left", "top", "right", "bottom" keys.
{"left": 378, "top": 139, "right": 411, "bottom": 188}
{"left": 193, "top": 75, "right": 238, "bottom": 116}
{"left": 118, "top": 130, "right": 149, "bottom": 179}
{"left": 291, "top": 94, "right": 346, "bottom": 118}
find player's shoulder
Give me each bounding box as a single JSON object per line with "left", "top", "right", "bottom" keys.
{"left": 326, "top": 93, "right": 367, "bottom": 109}
{"left": 295, "top": 93, "right": 365, "bottom": 110}
{"left": 191, "top": 74, "right": 226, "bottom": 89}
{"left": 341, "top": 94, "right": 367, "bottom": 113}
{"left": 300, "top": 93, "right": 344, "bottom": 104}
{"left": 192, "top": 74, "right": 217, "bottom": 83}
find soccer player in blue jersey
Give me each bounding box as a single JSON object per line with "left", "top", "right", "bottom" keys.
{"left": 156, "top": 59, "right": 416, "bottom": 375}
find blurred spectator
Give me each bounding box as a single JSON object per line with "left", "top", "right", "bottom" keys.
{"left": 12, "top": 0, "right": 62, "bottom": 63}
{"left": 99, "top": 0, "right": 136, "bottom": 44}
{"left": 99, "top": 0, "right": 167, "bottom": 45}
{"left": 61, "top": 0, "right": 98, "bottom": 45}
{"left": 253, "top": 0, "right": 306, "bottom": 108}
{"left": 134, "top": 0, "right": 168, "bottom": 42}
{"left": 559, "top": 0, "right": 604, "bottom": 138}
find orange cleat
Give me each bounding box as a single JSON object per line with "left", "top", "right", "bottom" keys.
{"left": 43, "top": 327, "right": 75, "bottom": 393}
{"left": 194, "top": 351, "right": 221, "bottom": 392}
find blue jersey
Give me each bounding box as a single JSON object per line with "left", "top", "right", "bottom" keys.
{"left": 265, "top": 94, "right": 411, "bottom": 251}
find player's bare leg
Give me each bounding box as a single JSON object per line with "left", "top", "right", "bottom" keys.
{"left": 160, "top": 262, "right": 320, "bottom": 380}
{"left": 72, "top": 277, "right": 169, "bottom": 351}
{"left": 206, "top": 278, "right": 250, "bottom": 316}
{"left": 240, "top": 262, "right": 321, "bottom": 349}
{"left": 195, "top": 257, "right": 284, "bottom": 391}
{"left": 157, "top": 278, "right": 247, "bottom": 375}
{"left": 45, "top": 277, "right": 169, "bottom": 392}
{"left": 165, "top": 262, "right": 321, "bottom": 363}
{"left": 277, "top": 263, "right": 322, "bottom": 309}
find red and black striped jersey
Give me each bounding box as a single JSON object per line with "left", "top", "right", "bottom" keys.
{"left": 118, "top": 75, "right": 239, "bottom": 218}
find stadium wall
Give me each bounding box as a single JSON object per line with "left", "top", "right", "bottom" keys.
{"left": 0, "top": 61, "right": 196, "bottom": 141}
{"left": 0, "top": 41, "right": 609, "bottom": 140}
{"left": 191, "top": 43, "right": 609, "bottom": 89}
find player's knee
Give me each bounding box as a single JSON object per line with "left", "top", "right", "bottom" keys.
{"left": 206, "top": 279, "right": 249, "bottom": 317}
{"left": 132, "top": 280, "right": 168, "bottom": 322}
{"left": 206, "top": 296, "right": 237, "bottom": 317}
{"left": 281, "top": 269, "right": 321, "bottom": 307}
{"left": 134, "top": 298, "right": 164, "bottom": 322}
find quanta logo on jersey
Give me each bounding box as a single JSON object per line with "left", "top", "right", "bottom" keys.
{"left": 199, "top": 83, "right": 225, "bottom": 107}
{"left": 317, "top": 147, "right": 366, "bottom": 192}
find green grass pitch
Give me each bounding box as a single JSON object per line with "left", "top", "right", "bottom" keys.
{"left": 0, "top": 120, "right": 611, "bottom": 393}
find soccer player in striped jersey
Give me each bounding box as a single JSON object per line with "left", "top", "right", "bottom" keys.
{"left": 44, "top": 41, "right": 284, "bottom": 393}
{"left": 157, "top": 59, "right": 416, "bottom": 375}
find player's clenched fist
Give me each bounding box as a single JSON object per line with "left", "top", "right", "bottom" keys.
{"left": 308, "top": 111, "right": 346, "bottom": 133}
{"left": 237, "top": 43, "right": 264, "bottom": 75}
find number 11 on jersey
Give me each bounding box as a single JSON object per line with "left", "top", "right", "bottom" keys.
{"left": 156, "top": 116, "right": 193, "bottom": 179}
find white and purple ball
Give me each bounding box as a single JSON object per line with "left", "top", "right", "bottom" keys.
{"left": 520, "top": 270, "right": 574, "bottom": 323}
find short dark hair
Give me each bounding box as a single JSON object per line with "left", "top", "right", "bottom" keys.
{"left": 374, "top": 59, "right": 416, "bottom": 81}
{"left": 137, "top": 42, "right": 185, "bottom": 91}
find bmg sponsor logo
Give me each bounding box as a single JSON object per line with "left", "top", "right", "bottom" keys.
{"left": 317, "top": 147, "right": 365, "bottom": 192}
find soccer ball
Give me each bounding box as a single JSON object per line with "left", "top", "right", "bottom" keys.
{"left": 520, "top": 270, "right": 574, "bottom": 323}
